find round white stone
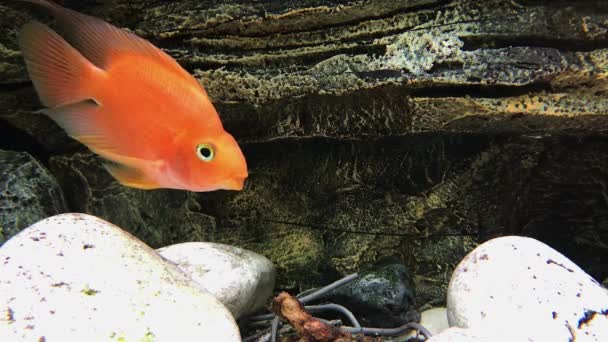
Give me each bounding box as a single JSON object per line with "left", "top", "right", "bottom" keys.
{"left": 157, "top": 241, "right": 275, "bottom": 318}
{"left": 427, "top": 327, "right": 493, "bottom": 342}
{"left": 447, "top": 235, "right": 608, "bottom": 341}
{"left": 405, "top": 306, "right": 449, "bottom": 340}
{"left": 0, "top": 213, "right": 240, "bottom": 341}
{"left": 421, "top": 307, "right": 449, "bottom": 336}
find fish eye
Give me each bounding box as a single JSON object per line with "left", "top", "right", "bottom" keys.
{"left": 196, "top": 143, "right": 214, "bottom": 162}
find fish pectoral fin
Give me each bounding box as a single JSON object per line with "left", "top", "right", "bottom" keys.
{"left": 42, "top": 101, "right": 119, "bottom": 155}
{"left": 103, "top": 162, "right": 161, "bottom": 190}
{"left": 46, "top": 101, "right": 163, "bottom": 190}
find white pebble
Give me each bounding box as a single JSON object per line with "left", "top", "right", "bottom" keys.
{"left": 157, "top": 241, "right": 275, "bottom": 318}
{"left": 0, "top": 214, "right": 240, "bottom": 341}
{"left": 447, "top": 235, "right": 608, "bottom": 341}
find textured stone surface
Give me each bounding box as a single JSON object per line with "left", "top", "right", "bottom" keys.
{"left": 0, "top": 0, "right": 606, "bottom": 308}
{"left": 427, "top": 327, "right": 492, "bottom": 342}
{"left": 0, "top": 149, "right": 66, "bottom": 244}
{"left": 0, "top": 214, "right": 240, "bottom": 341}
{"left": 420, "top": 307, "right": 449, "bottom": 336}
{"left": 2, "top": 1, "right": 608, "bottom": 146}
{"left": 308, "top": 260, "right": 418, "bottom": 328}
{"left": 46, "top": 133, "right": 608, "bottom": 306}
{"left": 447, "top": 236, "right": 608, "bottom": 341}
{"left": 157, "top": 242, "right": 276, "bottom": 318}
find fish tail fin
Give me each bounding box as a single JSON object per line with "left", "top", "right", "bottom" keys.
{"left": 18, "top": 20, "right": 103, "bottom": 108}
{"left": 19, "top": 0, "right": 192, "bottom": 79}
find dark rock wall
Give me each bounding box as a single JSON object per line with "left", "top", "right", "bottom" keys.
{"left": 1, "top": 0, "right": 607, "bottom": 306}
{"left": 0, "top": 150, "right": 67, "bottom": 241}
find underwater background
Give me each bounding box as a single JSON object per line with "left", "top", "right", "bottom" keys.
{"left": 1, "top": 0, "right": 607, "bottom": 312}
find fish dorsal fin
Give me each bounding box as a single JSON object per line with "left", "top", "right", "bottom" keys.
{"left": 20, "top": 0, "right": 192, "bottom": 80}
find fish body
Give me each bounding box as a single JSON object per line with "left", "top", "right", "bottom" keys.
{"left": 17, "top": 0, "right": 248, "bottom": 191}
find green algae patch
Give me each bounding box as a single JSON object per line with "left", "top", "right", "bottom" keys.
{"left": 81, "top": 284, "right": 100, "bottom": 296}
{"left": 110, "top": 330, "right": 155, "bottom": 342}
{"left": 139, "top": 331, "right": 155, "bottom": 342}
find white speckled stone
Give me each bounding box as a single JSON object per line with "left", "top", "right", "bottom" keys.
{"left": 157, "top": 242, "right": 275, "bottom": 318}
{"left": 427, "top": 327, "right": 493, "bottom": 342}
{"left": 405, "top": 307, "right": 449, "bottom": 340}
{"left": 0, "top": 213, "right": 240, "bottom": 342}
{"left": 421, "top": 307, "right": 449, "bottom": 336}
{"left": 447, "top": 235, "right": 608, "bottom": 342}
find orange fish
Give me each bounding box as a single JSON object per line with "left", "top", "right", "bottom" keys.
{"left": 17, "top": 0, "right": 248, "bottom": 191}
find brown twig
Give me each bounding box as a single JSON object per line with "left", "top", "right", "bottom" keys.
{"left": 271, "top": 292, "right": 381, "bottom": 342}
{"left": 244, "top": 273, "right": 431, "bottom": 341}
